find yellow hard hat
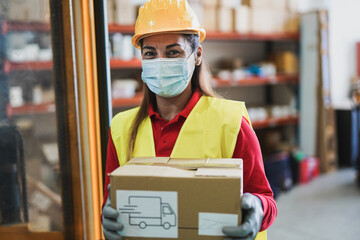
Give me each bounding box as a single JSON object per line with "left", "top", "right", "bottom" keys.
{"left": 132, "top": 0, "right": 206, "bottom": 49}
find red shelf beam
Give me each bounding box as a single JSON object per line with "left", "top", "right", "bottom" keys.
{"left": 110, "top": 58, "right": 141, "bottom": 69}
{"left": 5, "top": 59, "right": 142, "bottom": 72}
{"left": 112, "top": 93, "right": 143, "bottom": 108}
{"left": 252, "top": 115, "right": 299, "bottom": 130}
{"left": 108, "top": 24, "right": 299, "bottom": 41}
{"left": 108, "top": 24, "right": 135, "bottom": 33}
{"left": 4, "top": 60, "right": 53, "bottom": 73}
{"left": 213, "top": 74, "right": 299, "bottom": 87}
{"left": 2, "top": 21, "right": 50, "bottom": 34}
{"left": 7, "top": 102, "right": 56, "bottom": 117}
{"left": 3, "top": 22, "right": 299, "bottom": 41}
{"left": 206, "top": 31, "right": 300, "bottom": 41}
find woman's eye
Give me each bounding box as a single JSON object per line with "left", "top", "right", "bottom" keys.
{"left": 167, "top": 50, "right": 180, "bottom": 56}
{"left": 143, "top": 52, "right": 155, "bottom": 57}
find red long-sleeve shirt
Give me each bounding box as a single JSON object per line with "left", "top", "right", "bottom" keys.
{"left": 103, "top": 90, "right": 277, "bottom": 231}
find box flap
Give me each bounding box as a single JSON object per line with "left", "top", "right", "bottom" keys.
{"left": 206, "top": 158, "right": 243, "bottom": 168}
{"left": 110, "top": 165, "right": 196, "bottom": 178}
{"left": 126, "top": 158, "right": 242, "bottom": 169}
{"left": 195, "top": 168, "right": 243, "bottom": 178}
{"left": 127, "top": 157, "right": 170, "bottom": 165}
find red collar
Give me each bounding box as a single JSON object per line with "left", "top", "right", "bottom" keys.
{"left": 149, "top": 89, "right": 202, "bottom": 121}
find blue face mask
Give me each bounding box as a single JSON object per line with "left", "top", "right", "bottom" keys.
{"left": 141, "top": 55, "right": 193, "bottom": 98}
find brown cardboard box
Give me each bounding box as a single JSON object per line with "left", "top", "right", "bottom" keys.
{"left": 7, "top": 0, "right": 42, "bottom": 21}
{"left": 110, "top": 158, "right": 243, "bottom": 240}
{"left": 203, "top": 6, "right": 217, "bottom": 31}
{"left": 217, "top": 7, "right": 234, "bottom": 32}
{"left": 201, "top": 0, "right": 218, "bottom": 8}
{"left": 235, "top": 5, "right": 250, "bottom": 33}
{"left": 274, "top": 51, "right": 298, "bottom": 74}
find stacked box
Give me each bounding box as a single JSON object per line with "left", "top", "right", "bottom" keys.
{"left": 115, "top": 0, "right": 136, "bottom": 25}
{"left": 285, "top": 12, "right": 300, "bottom": 33}
{"left": 249, "top": 0, "right": 297, "bottom": 34}
{"left": 235, "top": 5, "right": 250, "bottom": 33}
{"left": 189, "top": 0, "right": 204, "bottom": 25}
{"left": 201, "top": 0, "right": 218, "bottom": 31}
{"left": 217, "top": 0, "right": 243, "bottom": 32}
{"left": 7, "top": 0, "right": 42, "bottom": 21}
{"left": 286, "top": 0, "right": 300, "bottom": 33}
{"left": 107, "top": 0, "right": 115, "bottom": 24}
{"left": 274, "top": 51, "right": 298, "bottom": 74}
{"left": 217, "top": 7, "right": 233, "bottom": 32}
{"left": 3, "top": 0, "right": 50, "bottom": 22}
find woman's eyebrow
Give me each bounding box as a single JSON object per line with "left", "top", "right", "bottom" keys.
{"left": 166, "top": 43, "right": 182, "bottom": 49}
{"left": 143, "top": 46, "right": 156, "bottom": 50}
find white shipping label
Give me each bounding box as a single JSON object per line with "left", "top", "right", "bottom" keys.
{"left": 198, "top": 212, "right": 238, "bottom": 236}
{"left": 116, "top": 190, "right": 178, "bottom": 238}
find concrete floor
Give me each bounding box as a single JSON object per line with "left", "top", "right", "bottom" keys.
{"left": 267, "top": 168, "right": 360, "bottom": 240}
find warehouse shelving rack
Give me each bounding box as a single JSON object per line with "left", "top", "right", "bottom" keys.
{"left": 0, "top": 19, "right": 55, "bottom": 120}
{"left": 1, "top": 20, "right": 300, "bottom": 131}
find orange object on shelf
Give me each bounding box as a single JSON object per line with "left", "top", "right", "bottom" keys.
{"left": 112, "top": 93, "right": 144, "bottom": 108}
{"left": 110, "top": 58, "right": 142, "bottom": 69}
{"left": 252, "top": 115, "right": 299, "bottom": 130}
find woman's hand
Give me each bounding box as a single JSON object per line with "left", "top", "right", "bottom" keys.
{"left": 102, "top": 184, "right": 123, "bottom": 240}
{"left": 222, "top": 193, "right": 264, "bottom": 240}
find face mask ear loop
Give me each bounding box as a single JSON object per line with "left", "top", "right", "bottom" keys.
{"left": 184, "top": 50, "right": 196, "bottom": 83}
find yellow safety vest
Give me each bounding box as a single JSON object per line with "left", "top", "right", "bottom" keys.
{"left": 110, "top": 95, "right": 267, "bottom": 240}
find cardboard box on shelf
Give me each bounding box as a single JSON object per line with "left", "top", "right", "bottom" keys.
{"left": 241, "top": 0, "right": 251, "bottom": 6}
{"left": 287, "top": 0, "right": 299, "bottom": 12}
{"left": 40, "top": 0, "right": 50, "bottom": 22}
{"left": 107, "top": 0, "right": 115, "bottom": 24}
{"left": 285, "top": 12, "right": 300, "bottom": 33}
{"left": 110, "top": 157, "right": 243, "bottom": 240}
{"left": 235, "top": 5, "right": 250, "bottom": 33}
{"left": 203, "top": 6, "right": 217, "bottom": 31}
{"left": 250, "top": 8, "right": 273, "bottom": 34}
{"left": 273, "top": 9, "right": 287, "bottom": 33}
{"left": 201, "top": 0, "right": 218, "bottom": 8}
{"left": 217, "top": 7, "right": 234, "bottom": 32}
{"left": 270, "top": 0, "right": 287, "bottom": 10}
{"left": 219, "top": 0, "right": 241, "bottom": 8}
{"left": 7, "top": 0, "right": 42, "bottom": 21}
{"left": 274, "top": 51, "right": 298, "bottom": 74}
{"left": 250, "top": 0, "right": 269, "bottom": 8}
{"left": 189, "top": 0, "right": 204, "bottom": 25}
{"left": 115, "top": 0, "right": 136, "bottom": 25}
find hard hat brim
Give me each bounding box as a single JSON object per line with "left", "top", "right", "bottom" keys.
{"left": 132, "top": 28, "right": 206, "bottom": 49}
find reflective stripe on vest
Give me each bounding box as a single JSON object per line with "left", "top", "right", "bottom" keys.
{"left": 110, "top": 95, "right": 267, "bottom": 240}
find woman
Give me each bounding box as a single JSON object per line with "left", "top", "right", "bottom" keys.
{"left": 102, "top": 0, "right": 277, "bottom": 239}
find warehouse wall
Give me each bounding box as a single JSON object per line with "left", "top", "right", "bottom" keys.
{"left": 328, "top": 0, "right": 360, "bottom": 105}
{"left": 298, "top": 0, "right": 360, "bottom": 105}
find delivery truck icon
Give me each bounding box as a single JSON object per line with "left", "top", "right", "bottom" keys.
{"left": 119, "top": 196, "right": 177, "bottom": 230}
